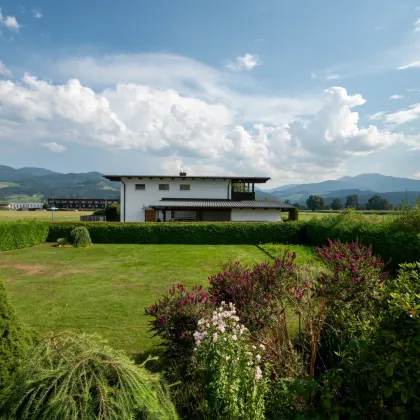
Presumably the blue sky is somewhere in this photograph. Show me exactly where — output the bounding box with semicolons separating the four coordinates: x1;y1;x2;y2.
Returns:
1;0;420;186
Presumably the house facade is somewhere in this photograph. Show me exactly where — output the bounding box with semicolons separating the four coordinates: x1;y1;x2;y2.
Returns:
104;172;293;222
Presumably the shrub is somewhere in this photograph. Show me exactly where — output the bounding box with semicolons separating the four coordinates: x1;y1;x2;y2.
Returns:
288;207;299;221
47;221;308;245
145;284;213;360
0;276;33;401
2;331;178;420
70;226;92;247
105;203;120;222
0;221;49;251
194;303;267;420
208;252;296;331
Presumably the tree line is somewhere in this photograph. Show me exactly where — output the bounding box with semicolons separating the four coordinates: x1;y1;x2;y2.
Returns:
298;193;395;212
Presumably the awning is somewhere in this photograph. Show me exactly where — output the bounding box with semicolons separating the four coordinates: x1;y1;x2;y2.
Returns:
150;199;294;210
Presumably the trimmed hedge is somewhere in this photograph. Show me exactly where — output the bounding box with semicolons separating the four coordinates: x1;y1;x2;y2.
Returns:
0;221;49;252
47;221;308;245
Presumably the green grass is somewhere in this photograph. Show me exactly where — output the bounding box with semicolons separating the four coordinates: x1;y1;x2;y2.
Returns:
0;244;273;357
0;210;92;222
259;243;319;265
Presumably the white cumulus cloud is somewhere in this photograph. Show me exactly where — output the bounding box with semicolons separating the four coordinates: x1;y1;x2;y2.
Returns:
0;8;20;31
384;103;420;125
389;94;404;100
41;142;67;152
226;54;261;72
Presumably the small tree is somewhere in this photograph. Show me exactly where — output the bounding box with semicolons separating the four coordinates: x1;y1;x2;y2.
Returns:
70;226;92;247
105;203;120;222
306;195;324;212
366;194;391;210
42;201;49;210
345;194;359;209
331;198;344;210
0;276;32;400
288;207;299;221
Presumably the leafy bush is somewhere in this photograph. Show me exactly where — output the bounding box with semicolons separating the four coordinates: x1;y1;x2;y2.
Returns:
70;226;92;247
0;276;33;401
208;252;296;331
0;221;49;251
194;303;267;420
47;221;308;245
105;203;120;222
2;331;178;420
288;207;299;221
145;284;213;360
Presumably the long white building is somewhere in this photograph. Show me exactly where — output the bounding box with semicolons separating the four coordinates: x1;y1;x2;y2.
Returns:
8;202;43;210
104;172;293;222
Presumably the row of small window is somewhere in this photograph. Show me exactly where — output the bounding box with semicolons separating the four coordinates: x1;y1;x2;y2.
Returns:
135;184;190;191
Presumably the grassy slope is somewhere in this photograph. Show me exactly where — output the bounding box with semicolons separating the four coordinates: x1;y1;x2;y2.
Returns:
1;244;277;357
0;210;92;222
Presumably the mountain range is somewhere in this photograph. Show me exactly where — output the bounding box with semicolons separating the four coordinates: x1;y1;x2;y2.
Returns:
1;165;420;206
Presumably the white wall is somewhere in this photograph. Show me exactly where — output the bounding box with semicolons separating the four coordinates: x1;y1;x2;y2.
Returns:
231;209;281;222
8;203;43;210
121;178;231;222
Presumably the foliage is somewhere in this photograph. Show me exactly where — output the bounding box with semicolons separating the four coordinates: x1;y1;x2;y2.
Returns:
47;221;308;245
319;263;420;419
0;276;33;401
70;226;92;247
56;237;69;247
2;331;178;420
390;202;420;231
208;253;296;331
0;221;49;251
288;207;299;221
306;195;324;212
292;202;302;209
193;303;267;420
345;194;359;209
105;203;120;222
144;284;213;360
366;194;392;210
42;201;49;210
330;198;343;210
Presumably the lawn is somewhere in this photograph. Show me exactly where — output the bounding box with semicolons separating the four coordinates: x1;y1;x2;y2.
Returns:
0;244;281;357
0;210;92;222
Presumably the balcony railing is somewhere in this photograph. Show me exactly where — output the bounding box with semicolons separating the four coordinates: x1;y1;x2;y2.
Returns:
231;191;256;201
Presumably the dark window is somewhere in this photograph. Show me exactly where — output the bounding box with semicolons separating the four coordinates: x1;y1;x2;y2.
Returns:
180;184;190;191
135;184;146;190
159;184;170;191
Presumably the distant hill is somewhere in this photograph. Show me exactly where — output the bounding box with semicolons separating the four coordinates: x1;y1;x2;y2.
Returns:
0;165;119;202
263;174;420;205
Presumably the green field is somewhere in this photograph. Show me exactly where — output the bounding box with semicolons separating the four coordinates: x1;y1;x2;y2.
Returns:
0;210;92;222
0;243;315;357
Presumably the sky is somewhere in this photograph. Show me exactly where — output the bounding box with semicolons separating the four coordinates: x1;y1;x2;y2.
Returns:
1;0;420;187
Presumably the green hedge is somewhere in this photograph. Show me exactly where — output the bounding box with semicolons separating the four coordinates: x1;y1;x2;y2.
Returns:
47;221;308;245
0;222;50;252
305;217;420;270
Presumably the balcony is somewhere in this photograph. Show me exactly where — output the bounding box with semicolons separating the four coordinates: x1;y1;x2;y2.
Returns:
231;191;256;201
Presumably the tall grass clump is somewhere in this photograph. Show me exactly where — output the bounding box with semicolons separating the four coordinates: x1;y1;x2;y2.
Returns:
70;226;92;247
2;331;178;420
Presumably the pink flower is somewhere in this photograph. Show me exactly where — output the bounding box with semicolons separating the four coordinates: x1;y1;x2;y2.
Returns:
232;334;237;341
213;332;218;343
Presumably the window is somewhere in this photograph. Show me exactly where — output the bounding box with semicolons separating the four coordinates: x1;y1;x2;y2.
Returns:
159;184;170;191
135;184;146;190
180;184;190;191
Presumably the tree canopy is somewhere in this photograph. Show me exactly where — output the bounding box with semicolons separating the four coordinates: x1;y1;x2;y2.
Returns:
306;195;324;212
345;194;359;209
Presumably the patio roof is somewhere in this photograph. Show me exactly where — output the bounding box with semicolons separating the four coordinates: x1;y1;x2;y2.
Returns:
103;174;271;183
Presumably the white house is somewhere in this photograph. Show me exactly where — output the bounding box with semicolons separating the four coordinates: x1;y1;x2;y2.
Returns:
104;172;294;222
8;202;43;210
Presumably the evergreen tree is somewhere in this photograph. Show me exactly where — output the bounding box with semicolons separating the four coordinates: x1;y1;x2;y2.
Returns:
0;276;32;400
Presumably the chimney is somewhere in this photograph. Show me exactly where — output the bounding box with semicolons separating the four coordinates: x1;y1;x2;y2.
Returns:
179;171;187;177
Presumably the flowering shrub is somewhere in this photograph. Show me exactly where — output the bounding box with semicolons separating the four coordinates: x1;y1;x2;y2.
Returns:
208;251;296;331
193;303;267;420
316;238;388;310
144;284;213;359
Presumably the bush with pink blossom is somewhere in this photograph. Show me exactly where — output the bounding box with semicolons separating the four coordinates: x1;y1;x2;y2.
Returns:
193;302;267;420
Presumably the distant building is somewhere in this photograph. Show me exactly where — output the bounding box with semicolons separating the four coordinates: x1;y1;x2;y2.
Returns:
47;198;120;210
8;202;44;210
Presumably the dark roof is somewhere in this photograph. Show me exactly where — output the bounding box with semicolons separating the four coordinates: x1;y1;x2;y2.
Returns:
150;199;294;210
103;175;270;183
